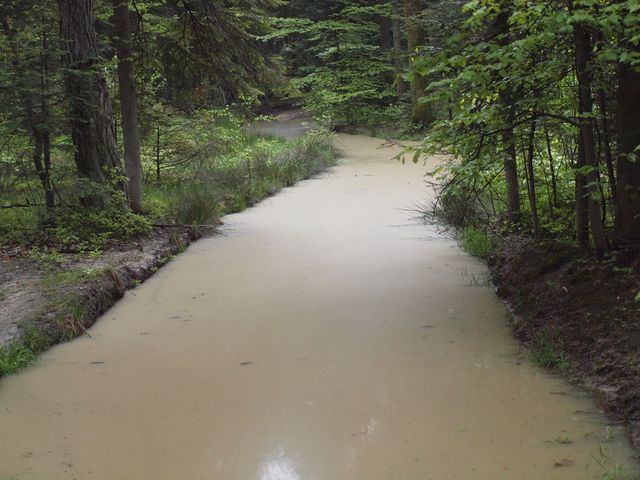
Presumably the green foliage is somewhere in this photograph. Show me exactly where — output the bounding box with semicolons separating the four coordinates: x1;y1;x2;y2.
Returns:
459;226;496;259
601;465;640;480
168;186;223;226
270;3;395;127
40;268;105;291
45;184;151;251
416;0;640;249
0;208;39;245
529;333;571;373
0;343;36;377
20;326;50;354
134;0;287;109
144;109;338;225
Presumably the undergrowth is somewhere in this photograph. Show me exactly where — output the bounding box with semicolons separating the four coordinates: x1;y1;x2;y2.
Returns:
0;343;35;377
459;226;497;260
147;128;339;226
0;112;338;252
529;333;571;373
0;326;51;377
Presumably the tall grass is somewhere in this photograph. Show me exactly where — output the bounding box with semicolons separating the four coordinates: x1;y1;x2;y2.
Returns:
0;343;35;377
459;226;497;259
148;129;339;225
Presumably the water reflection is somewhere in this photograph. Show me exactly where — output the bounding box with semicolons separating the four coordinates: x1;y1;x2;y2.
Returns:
260;448;301;480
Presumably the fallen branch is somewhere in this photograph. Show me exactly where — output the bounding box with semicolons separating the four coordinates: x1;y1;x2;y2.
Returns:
0;204;41;209
152;223;220;229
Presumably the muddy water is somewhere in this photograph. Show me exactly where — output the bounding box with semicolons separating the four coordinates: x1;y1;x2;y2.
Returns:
0;132;637;480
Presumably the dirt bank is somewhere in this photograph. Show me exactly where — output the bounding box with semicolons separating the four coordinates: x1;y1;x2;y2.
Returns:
489;238;640;451
0;227;201;357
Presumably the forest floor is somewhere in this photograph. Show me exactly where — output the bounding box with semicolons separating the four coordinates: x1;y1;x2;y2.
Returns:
0;226;202;364
489;237;640;452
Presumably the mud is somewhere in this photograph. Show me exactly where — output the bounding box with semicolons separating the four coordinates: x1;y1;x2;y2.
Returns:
489;236;640;450
0;132;637;479
0;227;198;350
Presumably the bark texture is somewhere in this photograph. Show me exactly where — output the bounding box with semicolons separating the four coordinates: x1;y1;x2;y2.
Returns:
113;0;142;211
59;0;123;184
574;23;608;255
616;58;640;244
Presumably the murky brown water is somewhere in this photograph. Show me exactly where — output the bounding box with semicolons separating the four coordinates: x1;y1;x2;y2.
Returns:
0;131;637;480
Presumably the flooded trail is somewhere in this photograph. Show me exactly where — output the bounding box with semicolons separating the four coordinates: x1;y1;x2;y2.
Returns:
0;132;636;480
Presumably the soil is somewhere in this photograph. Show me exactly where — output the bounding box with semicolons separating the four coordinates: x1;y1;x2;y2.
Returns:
489;237;640;451
0;226;202;352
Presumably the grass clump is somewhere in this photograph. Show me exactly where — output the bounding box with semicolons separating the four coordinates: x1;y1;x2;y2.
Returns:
459;226;497;260
154;128;339;226
0;327;51;378
529;333;571;373
601;466;640;480
0;343;36;377
167;186;222;226
40;267;105;291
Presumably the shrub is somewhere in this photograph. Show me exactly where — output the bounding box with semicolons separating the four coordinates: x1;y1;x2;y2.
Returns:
168;186;222;225
45;180;151;251
459;226;497;259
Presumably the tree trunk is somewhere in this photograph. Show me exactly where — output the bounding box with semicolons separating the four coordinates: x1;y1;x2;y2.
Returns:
59;0;123;184
113;0;143;212
403;0;430;124
40;31;55;210
597;88;618;225
574;23;608;255
525;118;540;237
576;133;590;248
544;128;559;210
391;0;406;99
616;56;640;244
378;14;392;50
501;106;521;225
156;125;161;186
494;8;520;226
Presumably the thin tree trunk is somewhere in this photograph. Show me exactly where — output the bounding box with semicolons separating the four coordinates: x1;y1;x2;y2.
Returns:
494;8;520;226
525;118;540;237
544;128;559;210
403;0;430;124
40;30;54;210
597;89;618;227
501;107;521;225
113;0;143;212
576;133;590;248
574;23;608;255
391;0;406;99
156;125;161;186
59;0;123;185
378;14;392;50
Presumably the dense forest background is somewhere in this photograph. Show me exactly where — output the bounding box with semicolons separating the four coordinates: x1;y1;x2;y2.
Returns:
0;0;639;258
